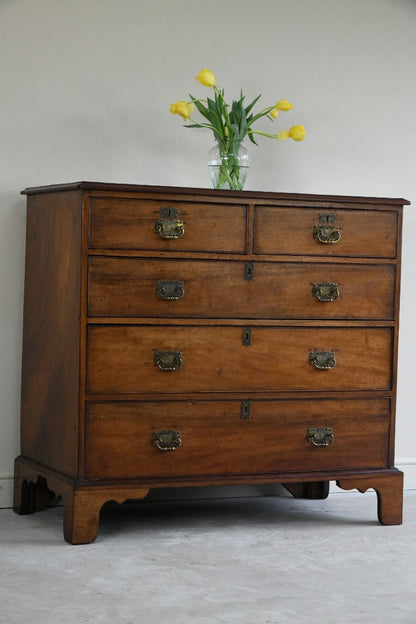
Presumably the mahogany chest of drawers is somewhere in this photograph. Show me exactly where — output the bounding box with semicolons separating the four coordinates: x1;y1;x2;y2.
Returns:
14;182;408;543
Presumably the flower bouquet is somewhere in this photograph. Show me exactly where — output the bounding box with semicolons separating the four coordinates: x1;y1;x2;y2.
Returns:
170;68;305;190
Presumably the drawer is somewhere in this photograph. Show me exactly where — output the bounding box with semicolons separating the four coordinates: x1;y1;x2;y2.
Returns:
85;398;390;479
89;197;247;253
88;257;395;320
254;206;398;258
87;326;393;393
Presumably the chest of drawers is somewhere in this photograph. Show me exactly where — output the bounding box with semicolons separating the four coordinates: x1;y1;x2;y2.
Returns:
13;182;408;543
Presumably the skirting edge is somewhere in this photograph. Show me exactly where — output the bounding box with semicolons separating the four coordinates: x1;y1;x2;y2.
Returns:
2;460;416;508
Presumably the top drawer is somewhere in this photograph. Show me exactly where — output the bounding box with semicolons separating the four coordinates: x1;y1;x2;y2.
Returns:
89;197;247;253
254;206;398;258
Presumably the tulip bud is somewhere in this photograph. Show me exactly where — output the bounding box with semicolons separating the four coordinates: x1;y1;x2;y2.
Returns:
276;100;293;111
277;130;289;141
289;125;306;141
170;101;193;120
196;69;216;87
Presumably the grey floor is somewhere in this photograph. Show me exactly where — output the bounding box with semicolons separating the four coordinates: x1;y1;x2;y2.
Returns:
1;489;416;624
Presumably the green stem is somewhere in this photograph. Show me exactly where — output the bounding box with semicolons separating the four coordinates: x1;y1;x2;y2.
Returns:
248;129;279;139
247;106;276;125
212;139;245;191
185;118;217;132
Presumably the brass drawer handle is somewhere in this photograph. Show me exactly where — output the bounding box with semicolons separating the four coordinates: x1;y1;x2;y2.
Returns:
307;427;334;447
312;282;339;302
152;430;182;451
313;224;341;244
155;219;185;239
156;280;185;300
153;350;183;371
309;350;336;370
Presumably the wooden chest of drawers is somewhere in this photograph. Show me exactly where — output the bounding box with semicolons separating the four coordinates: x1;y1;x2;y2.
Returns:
13;182;408;543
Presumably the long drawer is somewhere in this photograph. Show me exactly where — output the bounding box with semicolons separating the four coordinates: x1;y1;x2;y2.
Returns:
88;257;395;320
254;206;398;258
88;197;248;253
86;326;393;393
85;398;390;479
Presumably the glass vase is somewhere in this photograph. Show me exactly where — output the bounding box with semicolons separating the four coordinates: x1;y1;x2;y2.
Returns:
208;140;250;191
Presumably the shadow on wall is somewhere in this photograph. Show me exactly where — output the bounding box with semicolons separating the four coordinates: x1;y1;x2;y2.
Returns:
0;191;27;499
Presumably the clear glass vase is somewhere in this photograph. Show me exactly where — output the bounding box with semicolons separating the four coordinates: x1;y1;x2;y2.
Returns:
208;140;250;190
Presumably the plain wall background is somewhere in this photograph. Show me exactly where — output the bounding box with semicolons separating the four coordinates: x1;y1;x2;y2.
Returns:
1;0;415;506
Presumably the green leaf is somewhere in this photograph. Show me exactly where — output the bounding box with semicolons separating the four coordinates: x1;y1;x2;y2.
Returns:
204;98;224;137
247;106;275;126
229;122;240;140
247;130;259;146
189;95;211;121
245;94;262;116
185;123;214;130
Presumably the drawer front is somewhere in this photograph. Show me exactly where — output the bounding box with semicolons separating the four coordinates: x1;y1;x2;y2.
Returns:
254;207;398;258
85;398;390;479
89;198;247;253
88;257;395;320
87;326;393;393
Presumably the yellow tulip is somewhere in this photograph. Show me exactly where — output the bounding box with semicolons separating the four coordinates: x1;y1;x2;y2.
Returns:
170;101;193;120
275;100;293;111
196;68;216;87
289;125;306;141
278;125;306;141
270;107;279;119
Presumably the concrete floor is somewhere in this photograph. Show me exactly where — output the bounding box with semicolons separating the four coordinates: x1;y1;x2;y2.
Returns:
1;490;416;624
